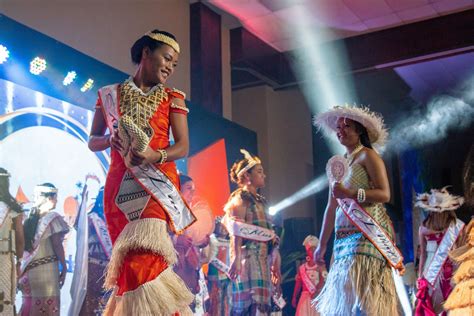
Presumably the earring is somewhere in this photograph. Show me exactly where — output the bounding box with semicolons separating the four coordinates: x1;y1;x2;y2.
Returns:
306;256;311;262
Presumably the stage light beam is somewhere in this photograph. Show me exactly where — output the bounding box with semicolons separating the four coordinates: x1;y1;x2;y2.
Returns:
282;1;354;154
269;174;328;215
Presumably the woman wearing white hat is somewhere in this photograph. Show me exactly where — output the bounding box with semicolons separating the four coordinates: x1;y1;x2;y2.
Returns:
292;235;327;316
415;187;464;315
312;105;402;315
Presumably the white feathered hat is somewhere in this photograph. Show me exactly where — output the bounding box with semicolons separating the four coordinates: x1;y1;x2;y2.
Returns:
415;186;464;213
314;105;388;150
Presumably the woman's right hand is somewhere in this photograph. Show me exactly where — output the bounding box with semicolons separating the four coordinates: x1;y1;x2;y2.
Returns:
228;257;241;280
109;129;123;151
313;244;326;264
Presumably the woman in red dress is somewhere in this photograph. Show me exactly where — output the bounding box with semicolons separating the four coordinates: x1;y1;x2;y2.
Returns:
416;187;464;315
88;29;195;315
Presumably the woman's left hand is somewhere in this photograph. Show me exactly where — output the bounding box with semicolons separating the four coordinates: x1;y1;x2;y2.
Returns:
271;263;281;286
331;182;355;199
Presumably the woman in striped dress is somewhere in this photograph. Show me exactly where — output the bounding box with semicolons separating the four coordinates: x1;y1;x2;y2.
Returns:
224;150;280;315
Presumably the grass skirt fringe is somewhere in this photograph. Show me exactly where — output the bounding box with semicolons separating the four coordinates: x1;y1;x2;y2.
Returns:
444;278;474;312
313;255;399;316
103;218;193;315
104;267;194;316
104;218;177;289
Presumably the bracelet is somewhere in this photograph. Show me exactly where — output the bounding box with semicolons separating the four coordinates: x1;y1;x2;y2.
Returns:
357;188;366;203
157;149;168;164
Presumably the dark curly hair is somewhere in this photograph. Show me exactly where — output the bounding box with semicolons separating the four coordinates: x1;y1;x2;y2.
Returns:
230;154;259;186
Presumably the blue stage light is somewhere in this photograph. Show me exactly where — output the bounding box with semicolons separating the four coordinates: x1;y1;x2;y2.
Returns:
0;45;10;64
30;57;47;75
63;71;77;86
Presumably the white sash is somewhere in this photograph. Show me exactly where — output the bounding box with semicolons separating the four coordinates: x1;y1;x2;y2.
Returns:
210;258;231;278
21;211;61;274
89;213;113;259
423;219;464;286
338;198;405;272
299;264;316;295
98;85;196;233
222;216;275;242
0;202;9;228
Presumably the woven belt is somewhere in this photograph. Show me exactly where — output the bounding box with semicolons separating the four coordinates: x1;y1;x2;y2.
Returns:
24;255;58;273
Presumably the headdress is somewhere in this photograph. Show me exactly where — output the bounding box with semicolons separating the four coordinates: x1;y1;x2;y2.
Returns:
415;186;464;213
34;184;58;206
34;184;58;196
314;105;388;150
237;149;262;178
145;31;180;53
303;235;319;250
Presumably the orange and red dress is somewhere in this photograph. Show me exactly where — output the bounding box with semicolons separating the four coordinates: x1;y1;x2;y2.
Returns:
96;78;195;315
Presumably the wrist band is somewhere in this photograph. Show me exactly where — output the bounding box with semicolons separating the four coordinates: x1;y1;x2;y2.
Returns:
157;149;168;164
357;188;366;203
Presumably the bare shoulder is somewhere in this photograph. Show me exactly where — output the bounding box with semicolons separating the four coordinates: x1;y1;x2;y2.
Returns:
360;147;381;160
359;147;383;166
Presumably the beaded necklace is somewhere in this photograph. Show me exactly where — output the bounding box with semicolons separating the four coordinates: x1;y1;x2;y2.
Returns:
344;144;364;166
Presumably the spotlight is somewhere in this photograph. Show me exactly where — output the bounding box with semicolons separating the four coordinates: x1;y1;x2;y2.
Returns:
80;79;94;92
63;71;77;86
0;45;10;64
269;174;328;215
30;57;47;75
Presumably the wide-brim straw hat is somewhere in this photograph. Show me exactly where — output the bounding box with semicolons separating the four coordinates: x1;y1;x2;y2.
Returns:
415;186;464;212
314;105;388;150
